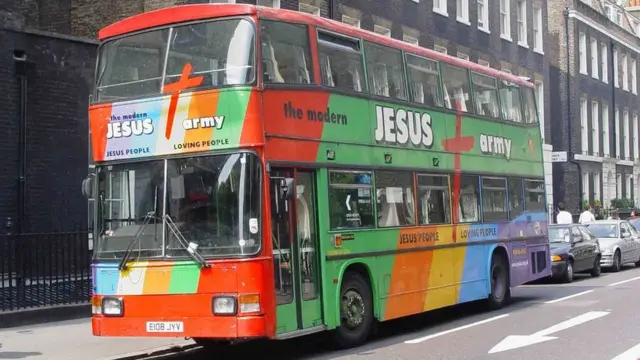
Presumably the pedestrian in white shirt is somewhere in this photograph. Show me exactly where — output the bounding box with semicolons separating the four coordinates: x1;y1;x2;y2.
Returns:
556;202;573;224
578;205;596;224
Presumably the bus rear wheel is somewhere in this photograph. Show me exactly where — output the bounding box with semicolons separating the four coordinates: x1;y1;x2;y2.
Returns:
487;251;510;310
333;271;374;349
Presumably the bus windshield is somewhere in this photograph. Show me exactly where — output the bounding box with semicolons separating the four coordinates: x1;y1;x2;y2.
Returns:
94;153;262;259
94;17;256;102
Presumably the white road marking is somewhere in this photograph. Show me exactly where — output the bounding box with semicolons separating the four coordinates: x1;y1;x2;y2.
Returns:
488;311;610;353
405;314;509;344
611;343;640;360
544;290;593;304
608;276;640;287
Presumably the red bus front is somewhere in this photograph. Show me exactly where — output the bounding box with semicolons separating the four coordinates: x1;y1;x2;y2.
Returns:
88;4;278;341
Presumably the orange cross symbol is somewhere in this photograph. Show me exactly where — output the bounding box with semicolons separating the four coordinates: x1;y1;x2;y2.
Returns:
162;63;203;140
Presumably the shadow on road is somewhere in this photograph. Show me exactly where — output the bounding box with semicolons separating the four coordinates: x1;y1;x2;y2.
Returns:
188;296;543;360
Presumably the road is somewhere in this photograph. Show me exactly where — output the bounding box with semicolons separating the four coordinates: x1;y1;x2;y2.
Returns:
153;266;640;360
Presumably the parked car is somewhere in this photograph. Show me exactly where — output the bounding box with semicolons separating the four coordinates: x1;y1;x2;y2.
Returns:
627;216;640;231
585;220;640;272
548;224;601;282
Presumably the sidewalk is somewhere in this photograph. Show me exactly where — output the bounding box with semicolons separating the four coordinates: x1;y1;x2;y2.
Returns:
0;319;193;360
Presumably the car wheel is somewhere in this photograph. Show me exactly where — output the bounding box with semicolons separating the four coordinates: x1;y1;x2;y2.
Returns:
562;259;574;283
612;250;622;272
487;252;510;310
591;256;601;277
635;252;640;267
332;271;374;349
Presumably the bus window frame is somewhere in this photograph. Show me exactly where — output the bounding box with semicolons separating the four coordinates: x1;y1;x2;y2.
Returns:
91;15;259;105
91;148;265;260
315;27;367;94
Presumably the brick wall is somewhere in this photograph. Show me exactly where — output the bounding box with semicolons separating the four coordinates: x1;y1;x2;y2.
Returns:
0;25;97;233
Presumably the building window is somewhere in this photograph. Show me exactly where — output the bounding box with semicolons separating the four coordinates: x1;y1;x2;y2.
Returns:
624;110;630;159
533;7;543;53
603;104;610;157
478;59;490;67
594;172;601;203
626;175;632;199
478;0;489;32
634;113;639;161
580;98;588;154
457;52;469;61
579;33;587;74
623;54;629;91
583;172;590;203
457;0;469;23
500;0;511;40
257;0;280;7
517;0;527;46
633;59;637;94
601;43;608;83
403;34;419;45
298;2;320;16
535;81;544;142
614;49;619;87
592;101;599;156
341;15;361;28
590;38;598;79
615;108;621;158
617;173;622;198
373;24;391;37
434;0;448;15
434;45;448;54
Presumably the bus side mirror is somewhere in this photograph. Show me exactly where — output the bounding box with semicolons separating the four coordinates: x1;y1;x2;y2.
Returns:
279;178;294;200
82;174;95;198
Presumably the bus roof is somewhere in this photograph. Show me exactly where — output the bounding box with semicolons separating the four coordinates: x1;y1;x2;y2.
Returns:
98;4;534;88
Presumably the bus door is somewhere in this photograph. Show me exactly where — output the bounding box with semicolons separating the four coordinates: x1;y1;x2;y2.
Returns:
269;168;323;335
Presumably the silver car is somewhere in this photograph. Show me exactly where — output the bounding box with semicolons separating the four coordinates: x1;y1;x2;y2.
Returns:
585;220;640;272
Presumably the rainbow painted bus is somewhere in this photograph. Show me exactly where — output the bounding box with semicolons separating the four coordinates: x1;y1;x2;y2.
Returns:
82;3;551;349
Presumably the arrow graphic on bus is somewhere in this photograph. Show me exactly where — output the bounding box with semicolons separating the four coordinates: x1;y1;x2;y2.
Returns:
488;311;610;353
345;195;351;211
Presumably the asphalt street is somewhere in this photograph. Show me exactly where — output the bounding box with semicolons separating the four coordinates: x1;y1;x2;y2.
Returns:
155;266;640;360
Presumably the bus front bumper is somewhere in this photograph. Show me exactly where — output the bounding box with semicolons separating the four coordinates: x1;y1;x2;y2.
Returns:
92;315;267;338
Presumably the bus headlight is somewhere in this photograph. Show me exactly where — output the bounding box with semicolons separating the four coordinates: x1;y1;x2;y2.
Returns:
212;296;237;315
102;297;123;317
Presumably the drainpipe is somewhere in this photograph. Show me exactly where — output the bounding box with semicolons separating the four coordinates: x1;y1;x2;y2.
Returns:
610;39;617;203
14;50;28;235
328;0;334;19
564;8;583;212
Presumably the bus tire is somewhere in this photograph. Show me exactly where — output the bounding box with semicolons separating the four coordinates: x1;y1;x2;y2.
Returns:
193;338;232;351
487;251;510;310
333;271;374;349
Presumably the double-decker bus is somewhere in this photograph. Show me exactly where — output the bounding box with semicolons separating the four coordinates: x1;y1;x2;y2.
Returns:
83;3;551;349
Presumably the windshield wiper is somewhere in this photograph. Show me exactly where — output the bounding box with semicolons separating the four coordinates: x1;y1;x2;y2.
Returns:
118;211;158;271
163;214;210;268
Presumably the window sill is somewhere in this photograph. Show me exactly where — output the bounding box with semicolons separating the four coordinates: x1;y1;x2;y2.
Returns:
579;70;588;75
591;75;599;80
500;34;512;42
457;17;471;26
434;8;448;17
518;41;529;49
478;26;490;34
534;47;544;55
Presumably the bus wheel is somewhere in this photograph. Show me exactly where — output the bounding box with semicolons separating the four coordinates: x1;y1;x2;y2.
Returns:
487;252;510;310
333;272;374;349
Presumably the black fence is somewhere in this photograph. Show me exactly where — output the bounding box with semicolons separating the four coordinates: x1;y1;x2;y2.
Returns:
0;231;92;312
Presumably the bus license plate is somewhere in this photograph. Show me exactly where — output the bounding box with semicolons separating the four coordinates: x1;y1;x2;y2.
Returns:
146;321;184;333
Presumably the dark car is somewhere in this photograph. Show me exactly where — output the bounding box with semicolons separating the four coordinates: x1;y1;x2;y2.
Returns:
548;224;602;282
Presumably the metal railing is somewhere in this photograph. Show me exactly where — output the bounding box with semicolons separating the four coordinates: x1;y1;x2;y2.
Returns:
0;231;91;312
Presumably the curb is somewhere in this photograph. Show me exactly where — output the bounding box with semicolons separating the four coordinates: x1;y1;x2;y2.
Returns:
95;343;199;360
0;303;91;329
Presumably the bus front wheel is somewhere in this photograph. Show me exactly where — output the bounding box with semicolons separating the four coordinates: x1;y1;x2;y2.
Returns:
333;271;374;349
487;251;510;310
